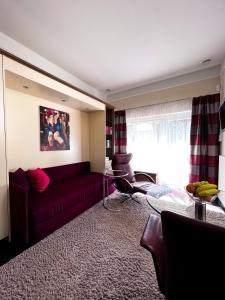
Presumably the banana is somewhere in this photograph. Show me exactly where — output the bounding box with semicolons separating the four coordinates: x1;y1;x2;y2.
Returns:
188;181;218;198
196;184;217;194
196;189;218;197
193;181;208;187
200;181;209;185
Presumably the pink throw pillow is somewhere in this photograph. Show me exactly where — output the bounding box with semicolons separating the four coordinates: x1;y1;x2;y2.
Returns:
27;168;50;192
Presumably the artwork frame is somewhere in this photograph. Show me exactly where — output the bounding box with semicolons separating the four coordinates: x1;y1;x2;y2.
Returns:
40;105;70;151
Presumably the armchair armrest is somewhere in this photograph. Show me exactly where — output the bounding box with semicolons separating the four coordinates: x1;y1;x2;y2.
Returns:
140;214;165;293
134;171;156;183
112;177;133;194
9;182;29;245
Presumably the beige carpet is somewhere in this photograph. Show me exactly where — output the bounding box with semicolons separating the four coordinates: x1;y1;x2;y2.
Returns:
0;193;165;300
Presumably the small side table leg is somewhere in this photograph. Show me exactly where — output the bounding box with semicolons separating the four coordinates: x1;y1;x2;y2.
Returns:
195;201;206;221
103;175;107;208
103;175;121;211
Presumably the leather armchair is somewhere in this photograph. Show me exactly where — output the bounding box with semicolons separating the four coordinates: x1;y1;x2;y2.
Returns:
141;211;225;300
111;153;156;200
140;213;165;293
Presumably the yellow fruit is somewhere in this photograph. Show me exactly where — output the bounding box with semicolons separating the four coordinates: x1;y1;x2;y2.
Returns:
196;184;217;194
200;181;209;185
196;189;218;197
193;181;208;187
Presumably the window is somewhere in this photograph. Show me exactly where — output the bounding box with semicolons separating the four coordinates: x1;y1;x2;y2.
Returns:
126;99;192;187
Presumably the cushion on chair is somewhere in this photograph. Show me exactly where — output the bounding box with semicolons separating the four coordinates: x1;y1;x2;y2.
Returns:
146;184;172;198
132;181;153;194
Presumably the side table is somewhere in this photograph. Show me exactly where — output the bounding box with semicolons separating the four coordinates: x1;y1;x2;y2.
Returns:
103;169;128;211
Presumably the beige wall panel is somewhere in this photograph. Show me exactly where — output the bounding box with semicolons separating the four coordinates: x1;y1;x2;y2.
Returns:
5;88;90;171
111;77;220;110
89;111;105;172
0;55;9;239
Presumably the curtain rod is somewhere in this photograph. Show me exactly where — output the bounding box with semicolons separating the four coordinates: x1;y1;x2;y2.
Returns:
115;97;192;112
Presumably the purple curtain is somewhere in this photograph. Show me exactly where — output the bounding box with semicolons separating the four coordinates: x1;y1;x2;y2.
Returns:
189;93;220;184
115;110;127;154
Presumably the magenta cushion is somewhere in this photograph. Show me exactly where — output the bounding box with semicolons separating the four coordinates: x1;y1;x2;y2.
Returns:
27;168;50;192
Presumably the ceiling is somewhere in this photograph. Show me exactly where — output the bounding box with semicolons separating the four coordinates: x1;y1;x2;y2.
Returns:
0;0;225;95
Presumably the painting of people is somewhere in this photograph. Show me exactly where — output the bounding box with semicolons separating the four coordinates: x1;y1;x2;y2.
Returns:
40;106;70;151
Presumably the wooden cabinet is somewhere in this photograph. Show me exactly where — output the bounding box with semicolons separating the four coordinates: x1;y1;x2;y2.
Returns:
105;106;114;160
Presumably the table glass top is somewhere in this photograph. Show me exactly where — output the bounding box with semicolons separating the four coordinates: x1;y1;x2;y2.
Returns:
145;186;225;227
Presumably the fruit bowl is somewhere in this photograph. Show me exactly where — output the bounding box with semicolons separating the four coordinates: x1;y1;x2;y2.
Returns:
186;190;218;203
186;181;219;203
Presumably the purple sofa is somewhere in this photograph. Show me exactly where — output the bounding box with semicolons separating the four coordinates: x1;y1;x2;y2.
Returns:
9;162;103;245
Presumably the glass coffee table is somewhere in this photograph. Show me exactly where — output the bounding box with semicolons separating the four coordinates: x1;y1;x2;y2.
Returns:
145;186;225;228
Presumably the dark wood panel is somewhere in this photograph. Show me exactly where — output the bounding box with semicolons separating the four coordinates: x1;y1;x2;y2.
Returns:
106;108;114;160
0;238;27;266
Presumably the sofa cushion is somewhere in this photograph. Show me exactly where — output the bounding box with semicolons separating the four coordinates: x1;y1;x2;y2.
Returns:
43;161;90;183
27;168;50;192
9;168;30;191
28;172;103;225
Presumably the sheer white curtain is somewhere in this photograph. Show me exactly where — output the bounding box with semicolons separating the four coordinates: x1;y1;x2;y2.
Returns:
126;99;192;187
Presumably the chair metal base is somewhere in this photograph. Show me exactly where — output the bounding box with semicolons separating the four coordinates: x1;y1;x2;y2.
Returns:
120;193;141;204
103;192;141;211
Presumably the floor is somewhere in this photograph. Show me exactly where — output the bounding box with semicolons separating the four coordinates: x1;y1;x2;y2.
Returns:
0;198;164;300
0;238;26;266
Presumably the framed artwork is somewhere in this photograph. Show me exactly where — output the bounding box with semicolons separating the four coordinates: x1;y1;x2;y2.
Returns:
40;106;70;151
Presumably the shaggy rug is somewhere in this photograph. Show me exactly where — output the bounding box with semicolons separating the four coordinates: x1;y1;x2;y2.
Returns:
0;193;165;300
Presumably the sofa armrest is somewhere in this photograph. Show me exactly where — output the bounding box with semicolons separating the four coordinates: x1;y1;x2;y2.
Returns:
9;181;29;245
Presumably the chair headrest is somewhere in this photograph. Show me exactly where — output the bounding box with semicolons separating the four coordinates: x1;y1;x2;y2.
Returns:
112;153;133;165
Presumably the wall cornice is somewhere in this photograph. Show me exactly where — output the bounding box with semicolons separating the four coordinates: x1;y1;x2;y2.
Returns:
108;65;220;102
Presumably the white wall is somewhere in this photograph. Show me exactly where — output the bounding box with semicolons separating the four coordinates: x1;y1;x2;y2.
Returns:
5;88;90;171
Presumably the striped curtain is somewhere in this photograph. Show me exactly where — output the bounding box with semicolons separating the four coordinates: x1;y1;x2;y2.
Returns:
189;94;220;184
115;110;127;154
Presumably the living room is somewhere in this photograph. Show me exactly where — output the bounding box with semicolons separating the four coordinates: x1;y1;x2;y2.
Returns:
1;1;225;299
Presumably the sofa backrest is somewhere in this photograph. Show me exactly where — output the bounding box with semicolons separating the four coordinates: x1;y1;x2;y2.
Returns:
9;168;31;191
9;162;91;189
43;161;91;183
